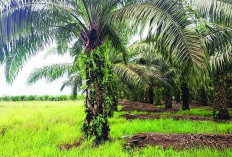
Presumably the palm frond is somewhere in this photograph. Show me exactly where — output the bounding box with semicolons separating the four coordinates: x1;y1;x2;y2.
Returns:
60;74;83;99
4;31;55;83
185;0;232;27
127;39;157;59
113;63;151;88
204;24;232;55
113;0;205;73
113;63;164;89
209;44;232;73
0;0;85;83
27;63;76;85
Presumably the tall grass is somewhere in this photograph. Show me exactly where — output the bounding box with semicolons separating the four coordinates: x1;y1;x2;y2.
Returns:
0;101;231;157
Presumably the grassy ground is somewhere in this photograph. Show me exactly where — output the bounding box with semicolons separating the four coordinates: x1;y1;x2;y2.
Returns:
0;101;232;157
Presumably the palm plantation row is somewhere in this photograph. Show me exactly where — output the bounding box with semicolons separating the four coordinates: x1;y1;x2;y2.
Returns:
0;0;232;143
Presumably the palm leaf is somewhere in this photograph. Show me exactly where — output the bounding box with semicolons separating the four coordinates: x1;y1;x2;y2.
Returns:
113;63;164;89
27;63;76;85
113;63;151;88
209;43;232;73
113;0;205;73
60;74;83;99
4;31;55;83
185;0;232;27
204;24;232;55
0;0;86;83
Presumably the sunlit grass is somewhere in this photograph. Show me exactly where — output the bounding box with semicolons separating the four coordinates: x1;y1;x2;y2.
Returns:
0;101;231;157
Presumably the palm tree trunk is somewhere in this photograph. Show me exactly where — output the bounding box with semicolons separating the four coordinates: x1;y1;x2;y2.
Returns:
164;89;172;108
226;79;232;108
174;89;181;103
200;87;208;106
154;87;162;106
148;86;154;104
82;38;110;143
213;75;230;120
84;80;109;142
181;82;190;110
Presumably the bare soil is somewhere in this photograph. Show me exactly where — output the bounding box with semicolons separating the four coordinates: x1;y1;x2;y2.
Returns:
121;114;212;121
119;100;179;113
119;100;217;113
187;103;212;108
127;133;232;150
0;127;7;136
58;141;81;151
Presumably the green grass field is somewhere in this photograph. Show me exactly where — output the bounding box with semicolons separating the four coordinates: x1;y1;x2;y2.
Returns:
0;101;232;157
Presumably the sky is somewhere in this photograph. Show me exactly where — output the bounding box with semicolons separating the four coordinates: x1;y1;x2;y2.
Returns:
0;48;74;96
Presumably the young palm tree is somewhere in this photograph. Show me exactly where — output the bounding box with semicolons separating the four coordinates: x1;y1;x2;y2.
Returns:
0;0;205;142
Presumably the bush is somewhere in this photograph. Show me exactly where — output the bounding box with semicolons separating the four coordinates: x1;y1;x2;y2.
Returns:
59;95;68;101
20;95;27;101
44;95;50;101
11;96;21;101
2;96;10;101
26;95;37;101
76;95;85;100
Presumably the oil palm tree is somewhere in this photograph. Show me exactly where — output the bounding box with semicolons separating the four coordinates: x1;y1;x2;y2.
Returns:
209;44;232;119
196;22;232;119
209;42;232;119
183;0;232;118
0;0;205;142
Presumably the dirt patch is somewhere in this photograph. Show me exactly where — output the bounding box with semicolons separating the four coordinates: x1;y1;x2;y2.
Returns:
58;140;81;151
119;100;179;113
121;114;212;121
127;133;232;150
0;128;6;136
119;100;217;113
188;103;212;108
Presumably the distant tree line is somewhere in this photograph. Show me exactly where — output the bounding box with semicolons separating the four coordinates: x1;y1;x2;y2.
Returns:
0;95;85;102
